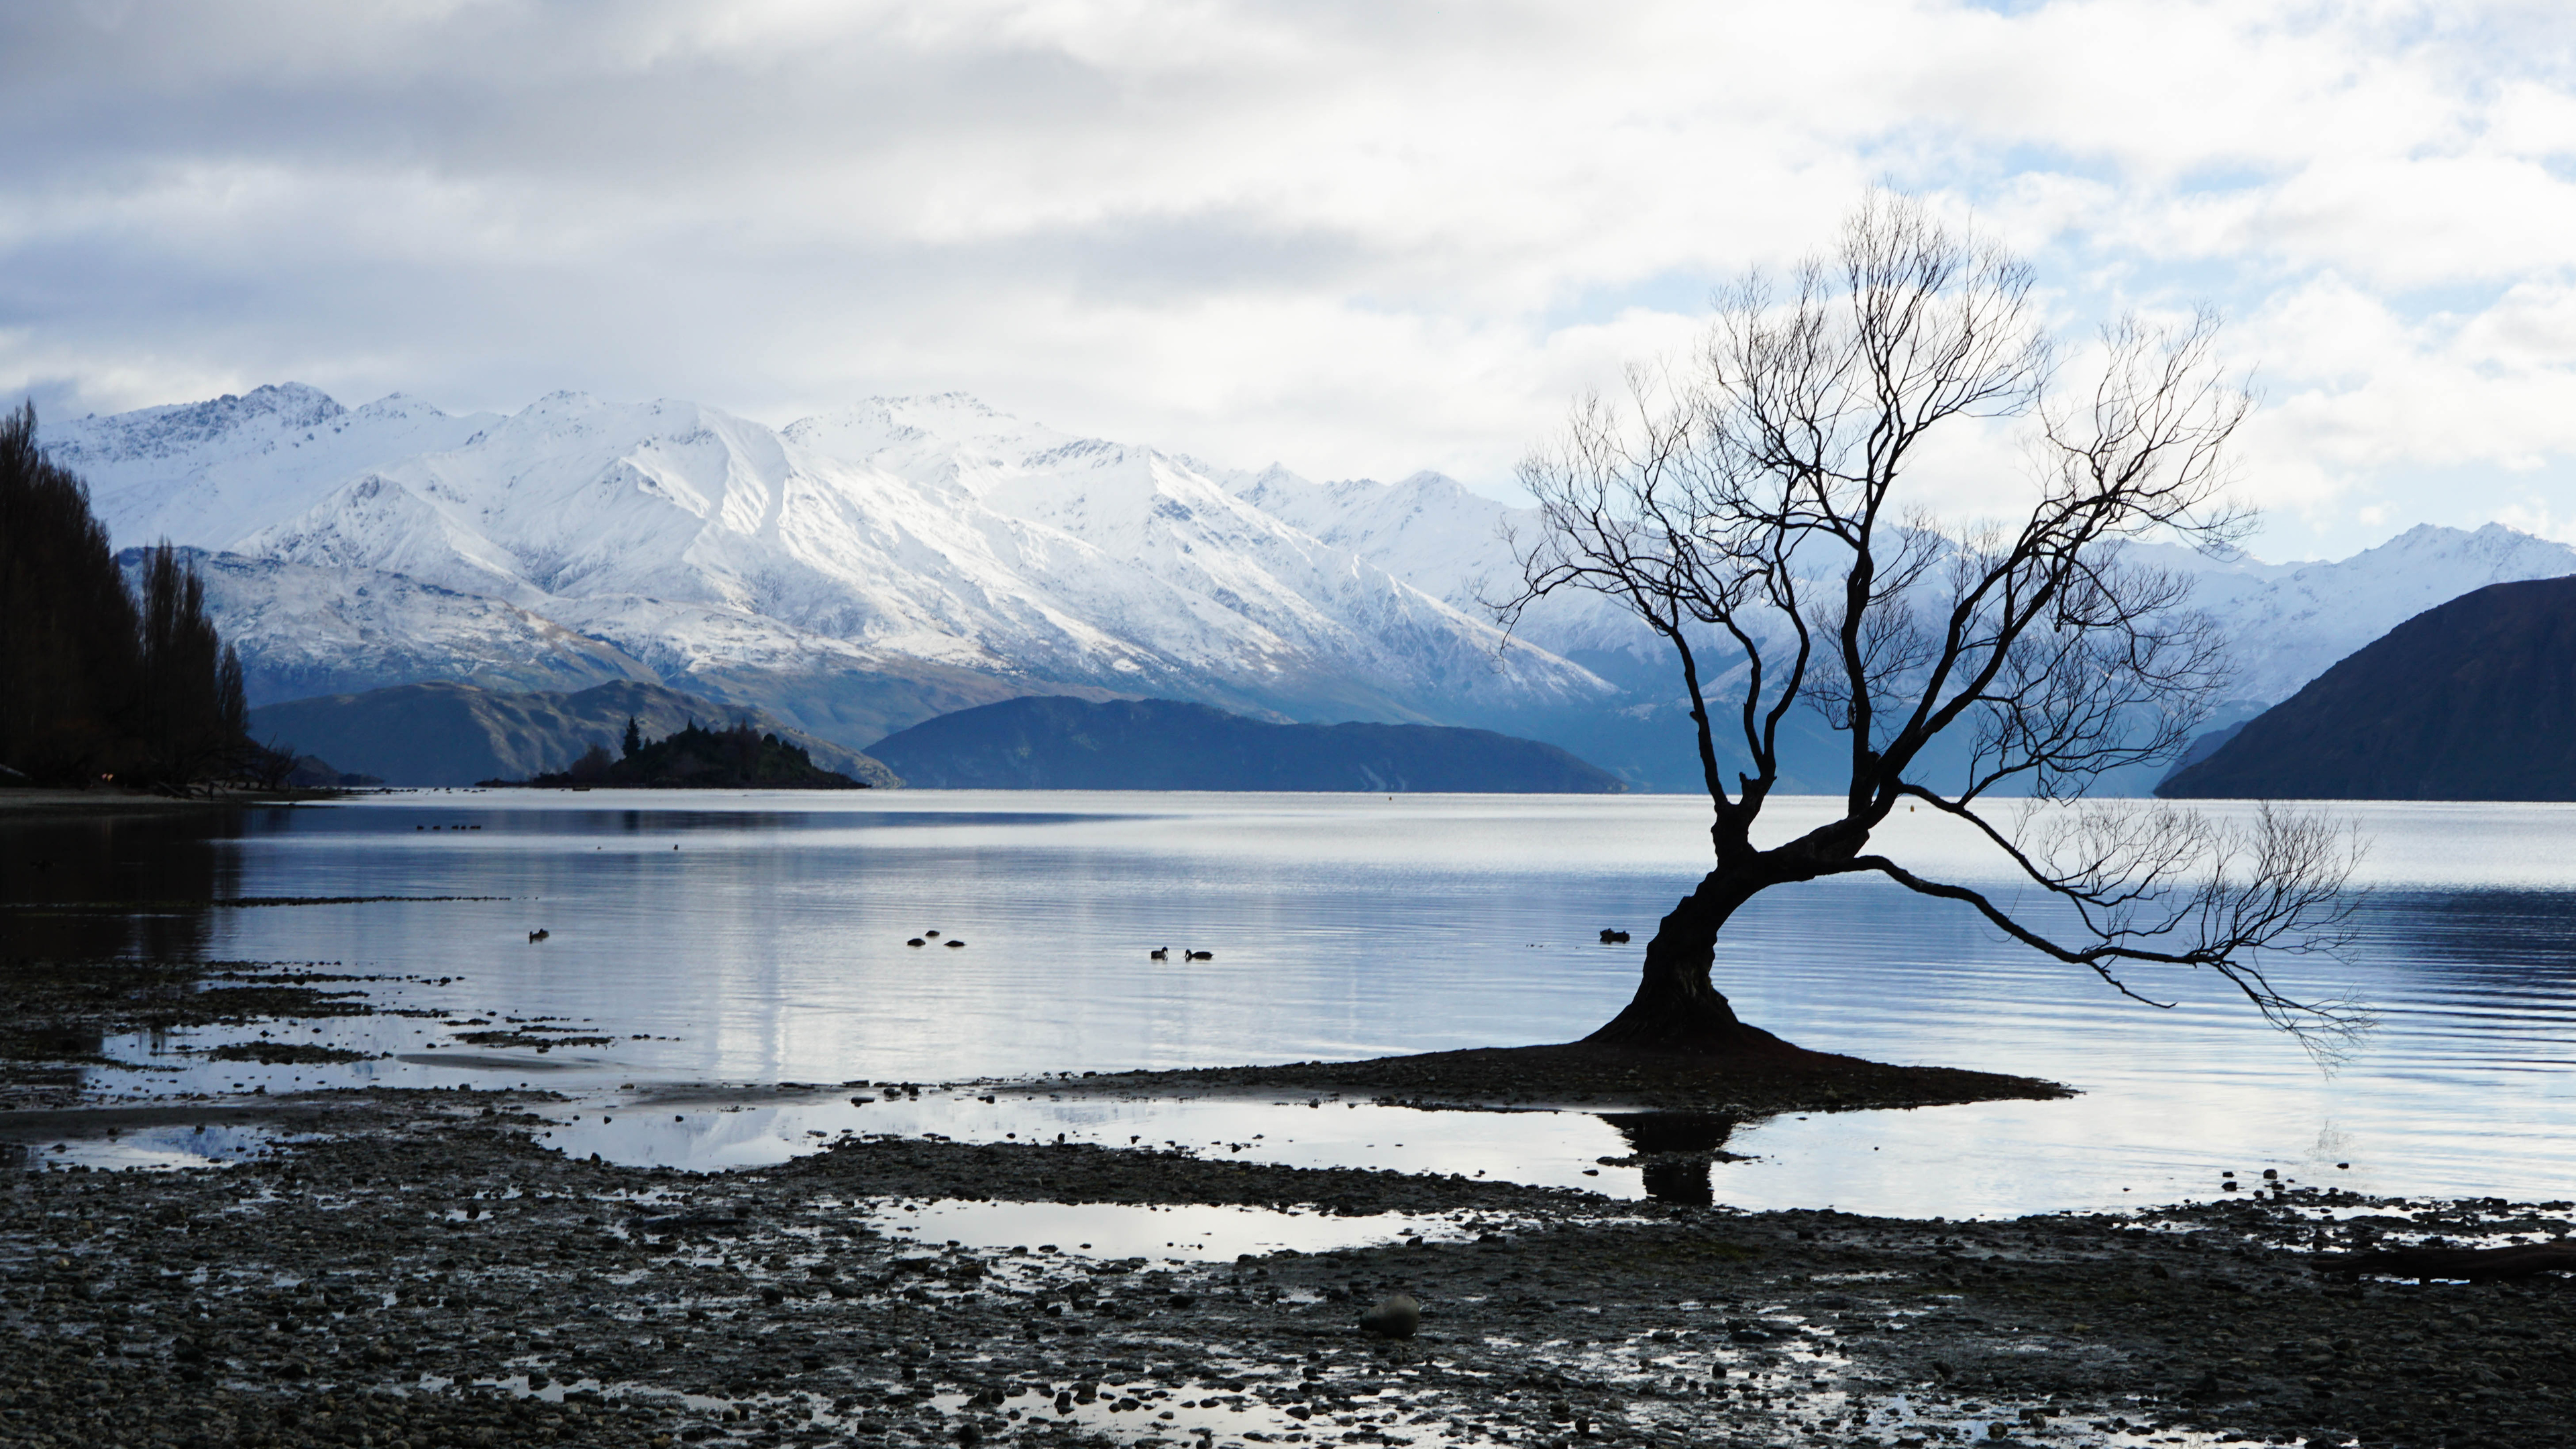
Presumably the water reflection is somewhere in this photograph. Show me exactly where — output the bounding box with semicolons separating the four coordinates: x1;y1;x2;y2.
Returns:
17;790;2576;1214
0;805;249;959
1599;1111;1748;1205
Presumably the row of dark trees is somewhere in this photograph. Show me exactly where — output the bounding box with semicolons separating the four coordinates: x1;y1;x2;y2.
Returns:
1;402;261;790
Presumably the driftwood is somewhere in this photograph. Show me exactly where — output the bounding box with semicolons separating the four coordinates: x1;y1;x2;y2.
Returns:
2323;1243;2576;1282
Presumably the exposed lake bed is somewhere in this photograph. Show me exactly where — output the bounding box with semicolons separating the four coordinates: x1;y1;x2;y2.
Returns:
7;790;2576;1446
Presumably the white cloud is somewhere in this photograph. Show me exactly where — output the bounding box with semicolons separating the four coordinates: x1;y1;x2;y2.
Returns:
6;0;2576;557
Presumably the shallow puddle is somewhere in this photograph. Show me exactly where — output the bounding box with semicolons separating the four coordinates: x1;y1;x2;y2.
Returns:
11;1122;311;1172
863;1197;1521;1261
531;1086;2290;1218
534;1088;1661;1196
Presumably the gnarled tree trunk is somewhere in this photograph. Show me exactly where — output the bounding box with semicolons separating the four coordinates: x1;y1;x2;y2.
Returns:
1584;865;1811;1055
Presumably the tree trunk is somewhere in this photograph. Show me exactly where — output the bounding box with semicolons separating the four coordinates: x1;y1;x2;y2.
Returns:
1584;864;1807;1055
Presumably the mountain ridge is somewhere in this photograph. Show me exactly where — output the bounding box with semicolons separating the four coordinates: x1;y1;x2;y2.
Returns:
248;679;900;789
866;696;1627;793
47;384;2576;792
2157;577;2576;801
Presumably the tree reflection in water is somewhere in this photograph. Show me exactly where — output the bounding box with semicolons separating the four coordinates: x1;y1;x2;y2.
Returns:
1598;1110;1750;1205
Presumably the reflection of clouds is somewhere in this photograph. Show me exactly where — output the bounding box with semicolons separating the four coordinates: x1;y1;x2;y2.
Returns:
9;5;2576;554
69;791;2576;1215
41;1122;308;1173
871;1199;1495;1262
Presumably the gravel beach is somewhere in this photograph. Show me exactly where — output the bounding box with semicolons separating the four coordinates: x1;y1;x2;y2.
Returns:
2;928;2568;1448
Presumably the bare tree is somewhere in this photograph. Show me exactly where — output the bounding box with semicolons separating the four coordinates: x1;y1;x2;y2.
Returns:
1503;193;2361;1053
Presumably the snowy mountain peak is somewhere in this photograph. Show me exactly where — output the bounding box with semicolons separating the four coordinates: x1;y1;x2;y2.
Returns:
784;393;1077;478
53;381;346;463
42;379;2576;794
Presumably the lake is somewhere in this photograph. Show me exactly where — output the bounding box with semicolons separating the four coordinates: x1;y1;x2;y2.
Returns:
10;790;2575;1218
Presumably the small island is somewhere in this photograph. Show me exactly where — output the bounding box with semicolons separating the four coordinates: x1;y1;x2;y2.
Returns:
486;717;872;790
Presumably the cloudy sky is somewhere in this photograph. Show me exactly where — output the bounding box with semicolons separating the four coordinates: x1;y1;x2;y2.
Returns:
7;0;2576;559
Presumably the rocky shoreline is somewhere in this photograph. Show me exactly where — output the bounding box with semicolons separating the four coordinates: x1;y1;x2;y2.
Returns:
2;950;2569;1448
3;1093;2572;1449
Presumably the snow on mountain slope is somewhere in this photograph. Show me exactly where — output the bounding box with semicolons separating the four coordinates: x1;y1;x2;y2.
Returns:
52;384;2576;783
174;388;1614;721
119;547;659;706
50;384;502;548
2194;524;2576;704
1226;465;1659;672
790;400;1593;710
1244;463;2576;713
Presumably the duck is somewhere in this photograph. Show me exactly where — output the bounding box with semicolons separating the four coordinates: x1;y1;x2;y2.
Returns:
1149;948;1168;961
528;929;550;943
1185;949;1214;961
905;938;926;947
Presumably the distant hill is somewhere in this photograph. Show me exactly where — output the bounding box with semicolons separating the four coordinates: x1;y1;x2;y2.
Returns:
867;696;1626;792
2159;577;2576;800
250;680;900;788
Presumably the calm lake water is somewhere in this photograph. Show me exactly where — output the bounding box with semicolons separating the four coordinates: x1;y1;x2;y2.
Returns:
10;791;2575;1218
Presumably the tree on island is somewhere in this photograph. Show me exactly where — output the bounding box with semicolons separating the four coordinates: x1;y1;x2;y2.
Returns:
1503;193;2359;1054
510;718;867;790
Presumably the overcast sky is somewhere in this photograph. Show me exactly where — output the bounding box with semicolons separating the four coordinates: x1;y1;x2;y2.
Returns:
7;1;2576;559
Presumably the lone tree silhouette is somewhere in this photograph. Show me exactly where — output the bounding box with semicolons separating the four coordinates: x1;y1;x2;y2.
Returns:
1503;193;2360;1054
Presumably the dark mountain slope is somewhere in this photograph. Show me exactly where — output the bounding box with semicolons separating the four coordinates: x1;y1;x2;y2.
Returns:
2159;576;2576;800
250;680;899;788
867;696;1625;792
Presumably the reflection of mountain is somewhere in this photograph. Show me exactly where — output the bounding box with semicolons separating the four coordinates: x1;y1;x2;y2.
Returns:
2357;888;2576;981
1598;1111;1748;1205
45;384;2576;793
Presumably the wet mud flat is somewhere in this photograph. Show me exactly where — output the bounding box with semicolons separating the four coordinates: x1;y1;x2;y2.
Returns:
0;955;431;1110
1027;1043;2071;1117
3;1096;2573;1449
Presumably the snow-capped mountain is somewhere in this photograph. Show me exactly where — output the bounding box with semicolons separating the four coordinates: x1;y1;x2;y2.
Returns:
2138;523;2576;706
46;383;2576;791
118;548;661;706
51;384;501;549
50;385;1612;751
